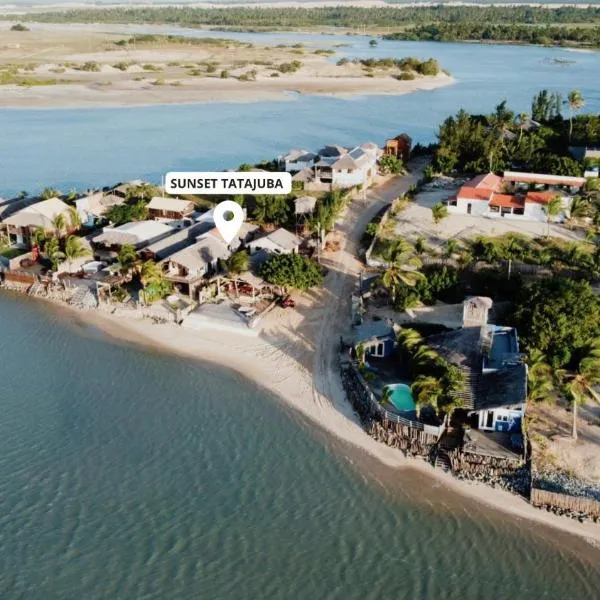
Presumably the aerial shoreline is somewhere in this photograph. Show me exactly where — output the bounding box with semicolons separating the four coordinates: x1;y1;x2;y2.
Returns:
0;74;455;109
13;290;600;551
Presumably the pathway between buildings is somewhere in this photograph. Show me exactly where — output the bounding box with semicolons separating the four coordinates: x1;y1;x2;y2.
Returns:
310;157;429;411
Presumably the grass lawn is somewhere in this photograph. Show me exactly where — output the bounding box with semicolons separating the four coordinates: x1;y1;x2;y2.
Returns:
0;246;27;260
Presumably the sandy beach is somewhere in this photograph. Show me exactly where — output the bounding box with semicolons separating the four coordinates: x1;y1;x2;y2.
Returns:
0;22;455;108
40;162;600;549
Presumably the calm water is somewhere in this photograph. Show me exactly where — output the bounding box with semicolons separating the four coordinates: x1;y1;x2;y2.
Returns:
0;27;599;196
1;293;600;599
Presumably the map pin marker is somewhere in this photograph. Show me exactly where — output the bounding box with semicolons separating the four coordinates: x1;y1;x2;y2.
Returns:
213;200;244;245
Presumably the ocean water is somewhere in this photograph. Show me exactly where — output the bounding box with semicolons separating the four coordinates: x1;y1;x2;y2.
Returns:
0;294;600;599
0;29;599;196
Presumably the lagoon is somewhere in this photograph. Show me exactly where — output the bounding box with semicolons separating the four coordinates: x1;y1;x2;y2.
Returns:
1;294;600;598
0;28;599;196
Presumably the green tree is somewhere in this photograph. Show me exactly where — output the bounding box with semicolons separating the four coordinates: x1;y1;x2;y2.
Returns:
414;236;429;255
67;205;82;231
411;375;443;417
543;195;563;236
513;278;600;368
18;190;28;200
64;235;91;272
431;202;448;225
379;154;403;175
563;339;600;439
527;349;554;403
565;89;584;143
45;236;64;271
41;187;59;200
259;253;322;290
52;213;67;238
226;250;249;275
117;244;139;275
30;227;47;250
140;259;172;303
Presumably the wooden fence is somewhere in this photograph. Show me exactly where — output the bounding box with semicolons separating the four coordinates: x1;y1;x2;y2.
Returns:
346;361;445;438
530;487;600;517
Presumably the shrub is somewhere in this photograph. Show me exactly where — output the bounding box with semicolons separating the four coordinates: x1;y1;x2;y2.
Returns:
10;23;29;32
259;253;323;290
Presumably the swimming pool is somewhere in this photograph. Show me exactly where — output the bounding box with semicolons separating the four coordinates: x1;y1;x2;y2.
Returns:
383;384;416;413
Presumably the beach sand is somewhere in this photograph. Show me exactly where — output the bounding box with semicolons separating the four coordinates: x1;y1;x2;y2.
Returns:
0;22;455;108
45;161;600;549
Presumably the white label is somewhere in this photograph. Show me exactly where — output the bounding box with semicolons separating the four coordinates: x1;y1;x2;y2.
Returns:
165;172;292;195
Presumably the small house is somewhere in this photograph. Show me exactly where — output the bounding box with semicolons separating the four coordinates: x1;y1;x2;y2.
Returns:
426;297;527;435
163;235;230;298
147;197;195;221
2;197;72;247
349;319;395;358
383;133;412;163
247;228;302;255
281;149;318;173
92;220;175;251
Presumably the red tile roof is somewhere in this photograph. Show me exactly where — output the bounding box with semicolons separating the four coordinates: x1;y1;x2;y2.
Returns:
457;186;492;202
489;193;524;209
465;172;503;191
525;191;558;205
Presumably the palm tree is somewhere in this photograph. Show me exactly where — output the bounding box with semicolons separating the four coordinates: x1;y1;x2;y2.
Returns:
527;349;554;403
411;375;444;418
379;240;424;302
30;227;47;251
397;328;423;351
52;213;67;239
431;202;448;226
563;339;600;440
412;344;439;368
414;236;429;256
64;235;91;273
67;206;82;231
117;244;139;276
444;238;459;259
41;187;59;201
565;90;584;143
515;112;529;143
140;259;172;303
44;236;64;271
544;196;563;236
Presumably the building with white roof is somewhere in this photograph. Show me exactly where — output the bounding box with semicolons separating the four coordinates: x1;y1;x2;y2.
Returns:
92;220;175;250
247;227;302;255
2;197;72;247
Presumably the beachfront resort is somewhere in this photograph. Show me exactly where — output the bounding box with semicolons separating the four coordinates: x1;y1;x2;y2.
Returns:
2;99;600;526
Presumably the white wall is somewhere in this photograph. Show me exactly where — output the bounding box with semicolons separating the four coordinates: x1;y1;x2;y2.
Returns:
455;197;489;216
248;238;296;255
477;407;523;432
332;164;375;188
285;160;314;173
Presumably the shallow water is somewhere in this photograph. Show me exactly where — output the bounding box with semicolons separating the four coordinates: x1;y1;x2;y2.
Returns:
1;294;599;599
0;27;598;196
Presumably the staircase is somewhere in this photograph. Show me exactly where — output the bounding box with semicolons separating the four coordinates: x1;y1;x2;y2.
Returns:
434;449;452;472
452;368;482;410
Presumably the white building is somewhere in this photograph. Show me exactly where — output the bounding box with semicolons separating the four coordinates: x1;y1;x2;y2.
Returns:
284;142;381;191
247;228;302;255
280;149;318;173
444;171;579;223
92;220;175;249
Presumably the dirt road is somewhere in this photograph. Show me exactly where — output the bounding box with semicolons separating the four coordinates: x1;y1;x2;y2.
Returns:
311;158;429;412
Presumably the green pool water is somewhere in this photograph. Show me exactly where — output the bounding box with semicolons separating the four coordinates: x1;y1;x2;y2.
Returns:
385;384;416;412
